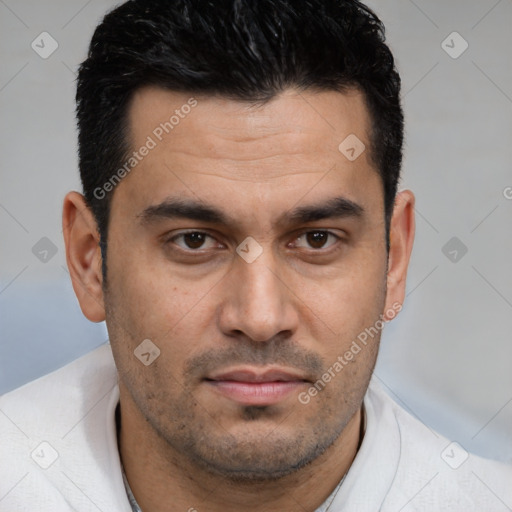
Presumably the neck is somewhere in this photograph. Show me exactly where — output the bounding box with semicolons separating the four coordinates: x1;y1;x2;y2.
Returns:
118;386;363;512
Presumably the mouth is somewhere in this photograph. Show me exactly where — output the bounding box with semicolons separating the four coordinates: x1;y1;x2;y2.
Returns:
204;368;310;406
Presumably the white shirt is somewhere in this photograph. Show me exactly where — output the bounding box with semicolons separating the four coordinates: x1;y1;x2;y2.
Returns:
1;343;511;511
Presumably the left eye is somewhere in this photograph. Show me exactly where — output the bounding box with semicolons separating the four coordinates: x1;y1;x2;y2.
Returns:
291;231;340;250
170;232;219;250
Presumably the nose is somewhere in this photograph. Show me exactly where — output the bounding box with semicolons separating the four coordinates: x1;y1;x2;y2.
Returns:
217;247;299;343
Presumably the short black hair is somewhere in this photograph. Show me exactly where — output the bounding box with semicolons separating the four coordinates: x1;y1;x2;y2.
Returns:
76;0;403;276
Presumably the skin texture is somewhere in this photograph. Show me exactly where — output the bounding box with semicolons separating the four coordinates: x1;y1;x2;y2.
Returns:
63;86;415;512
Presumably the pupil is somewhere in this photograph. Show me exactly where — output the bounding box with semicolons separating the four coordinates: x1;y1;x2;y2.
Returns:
185;232;204;249
307;231;327;248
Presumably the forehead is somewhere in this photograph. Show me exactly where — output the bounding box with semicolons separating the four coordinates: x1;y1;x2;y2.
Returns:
127;85;371;163
113;85;382;225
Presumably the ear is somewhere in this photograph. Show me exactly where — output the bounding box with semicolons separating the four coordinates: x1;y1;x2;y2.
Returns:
62;191;106;322
383;189;415;319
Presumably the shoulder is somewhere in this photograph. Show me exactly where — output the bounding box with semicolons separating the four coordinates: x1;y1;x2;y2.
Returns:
0;343;117;439
0;344;128;511
367;380;512;511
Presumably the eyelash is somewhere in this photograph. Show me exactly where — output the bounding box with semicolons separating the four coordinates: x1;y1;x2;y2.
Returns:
165;230;344;254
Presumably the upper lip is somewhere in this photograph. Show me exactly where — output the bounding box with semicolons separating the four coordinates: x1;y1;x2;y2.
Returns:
206;367;310;383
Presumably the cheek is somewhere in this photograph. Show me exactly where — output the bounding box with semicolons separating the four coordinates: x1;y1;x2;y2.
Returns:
294;261;387;384
303;257;387;332
106;258;221;383
107;242;196;334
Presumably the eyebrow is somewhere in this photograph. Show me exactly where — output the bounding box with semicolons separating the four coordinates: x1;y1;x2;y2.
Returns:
138;195;364;227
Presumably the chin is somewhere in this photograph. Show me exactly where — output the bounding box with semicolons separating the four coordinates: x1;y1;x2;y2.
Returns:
168;421;342;483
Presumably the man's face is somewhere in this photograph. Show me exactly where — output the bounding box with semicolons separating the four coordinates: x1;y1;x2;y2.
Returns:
103;86;391;479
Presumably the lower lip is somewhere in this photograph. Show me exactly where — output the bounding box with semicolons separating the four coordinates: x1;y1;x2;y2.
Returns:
206;380;305;406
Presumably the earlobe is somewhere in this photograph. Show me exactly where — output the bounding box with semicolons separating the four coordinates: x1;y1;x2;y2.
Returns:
383;189;415;319
62;191;106;323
